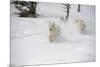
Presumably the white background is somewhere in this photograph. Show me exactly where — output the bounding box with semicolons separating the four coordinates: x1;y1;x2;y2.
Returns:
0;0;99;67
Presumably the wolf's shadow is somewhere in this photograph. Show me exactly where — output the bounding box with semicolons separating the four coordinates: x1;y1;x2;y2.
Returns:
54;36;67;43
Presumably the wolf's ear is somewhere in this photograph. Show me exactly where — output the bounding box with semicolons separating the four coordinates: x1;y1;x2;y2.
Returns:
53;22;55;25
49;21;51;27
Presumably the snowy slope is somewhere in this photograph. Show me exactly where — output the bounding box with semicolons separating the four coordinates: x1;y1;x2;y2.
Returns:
10;2;95;66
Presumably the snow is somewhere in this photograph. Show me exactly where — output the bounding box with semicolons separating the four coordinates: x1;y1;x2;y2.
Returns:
10;2;95;66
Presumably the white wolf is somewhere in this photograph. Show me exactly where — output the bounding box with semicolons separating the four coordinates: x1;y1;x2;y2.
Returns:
48;22;61;42
75;19;86;32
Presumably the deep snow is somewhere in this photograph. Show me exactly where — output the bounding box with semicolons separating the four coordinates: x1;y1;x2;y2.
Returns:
10;2;95;66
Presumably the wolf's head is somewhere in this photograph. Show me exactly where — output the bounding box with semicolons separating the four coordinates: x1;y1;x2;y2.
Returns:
49;21;56;31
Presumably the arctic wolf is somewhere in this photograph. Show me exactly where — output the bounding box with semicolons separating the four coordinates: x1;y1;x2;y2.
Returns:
75;19;86;32
48;22;61;42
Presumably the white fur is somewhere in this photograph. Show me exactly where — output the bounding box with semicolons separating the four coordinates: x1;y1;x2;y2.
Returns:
75;19;86;32
48;22;61;42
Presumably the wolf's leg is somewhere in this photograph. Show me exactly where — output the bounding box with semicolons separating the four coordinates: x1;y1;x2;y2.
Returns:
49;35;53;42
